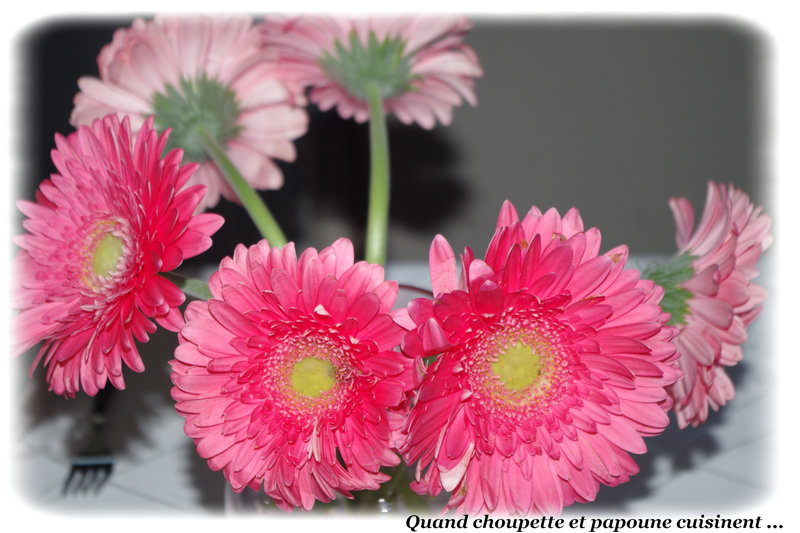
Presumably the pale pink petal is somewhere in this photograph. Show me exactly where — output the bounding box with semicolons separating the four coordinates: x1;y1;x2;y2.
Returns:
260;15;481;128
71;15;308;211
665;182;771;428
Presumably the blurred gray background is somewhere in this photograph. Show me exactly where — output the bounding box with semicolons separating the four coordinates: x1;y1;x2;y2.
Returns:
295;17;768;261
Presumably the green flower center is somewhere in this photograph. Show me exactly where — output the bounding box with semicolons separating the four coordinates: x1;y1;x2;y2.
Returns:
642;253;697;326
320;31;419;100
464;310;579;420
151;75;241;162
92;233;124;278
77;219;128;291
290;357;336;398
491;342;541;391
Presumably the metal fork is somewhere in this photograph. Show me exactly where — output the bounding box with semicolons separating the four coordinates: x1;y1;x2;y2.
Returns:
62;388;114;494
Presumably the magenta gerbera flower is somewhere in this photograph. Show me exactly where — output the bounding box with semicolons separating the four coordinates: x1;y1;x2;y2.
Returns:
260;15;483;129
71;15;308;210
15;115;224;397
400;201;681;515
170;238;418;511
646;182;772;428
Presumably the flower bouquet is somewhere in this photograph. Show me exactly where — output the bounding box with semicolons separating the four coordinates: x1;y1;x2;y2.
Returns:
14;14;772;516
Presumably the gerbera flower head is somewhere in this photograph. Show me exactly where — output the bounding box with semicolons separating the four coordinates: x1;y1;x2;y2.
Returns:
260;15;483;129
71;15;308;210
644;182;772;428
15;114;224;397
400;201;681;515
170;238;418;511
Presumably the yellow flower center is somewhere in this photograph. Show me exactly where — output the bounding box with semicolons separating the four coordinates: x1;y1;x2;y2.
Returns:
290;357;336;398
92;233;124;278
491;342;541;391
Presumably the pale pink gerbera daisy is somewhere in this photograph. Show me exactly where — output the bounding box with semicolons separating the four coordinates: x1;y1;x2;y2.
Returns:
170;238;417;511
400;201;681;515
645;182;772;428
71;15;308;210
260;15;483;129
15;115;224;397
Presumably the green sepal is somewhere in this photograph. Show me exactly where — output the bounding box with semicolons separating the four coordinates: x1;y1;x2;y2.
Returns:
161;271;212;301
642;253;697;326
320;30;420;101
152;75;241;162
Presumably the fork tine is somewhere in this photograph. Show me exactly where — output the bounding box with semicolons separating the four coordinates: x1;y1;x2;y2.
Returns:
63;462;115;494
81;466;100;492
62;466;84;495
77;467;98;493
94;464;112;492
63;388;115;495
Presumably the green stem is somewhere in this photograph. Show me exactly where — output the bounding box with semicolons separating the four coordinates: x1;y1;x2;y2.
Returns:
162;271;213;301
365;82;390;265
197;128;288;247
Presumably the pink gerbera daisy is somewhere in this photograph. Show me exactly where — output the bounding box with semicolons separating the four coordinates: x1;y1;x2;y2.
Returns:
15;114;224;397
646;182;772;428
71;15;308;210
260;15;483;129
170;238;418;511
400;201;681;515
